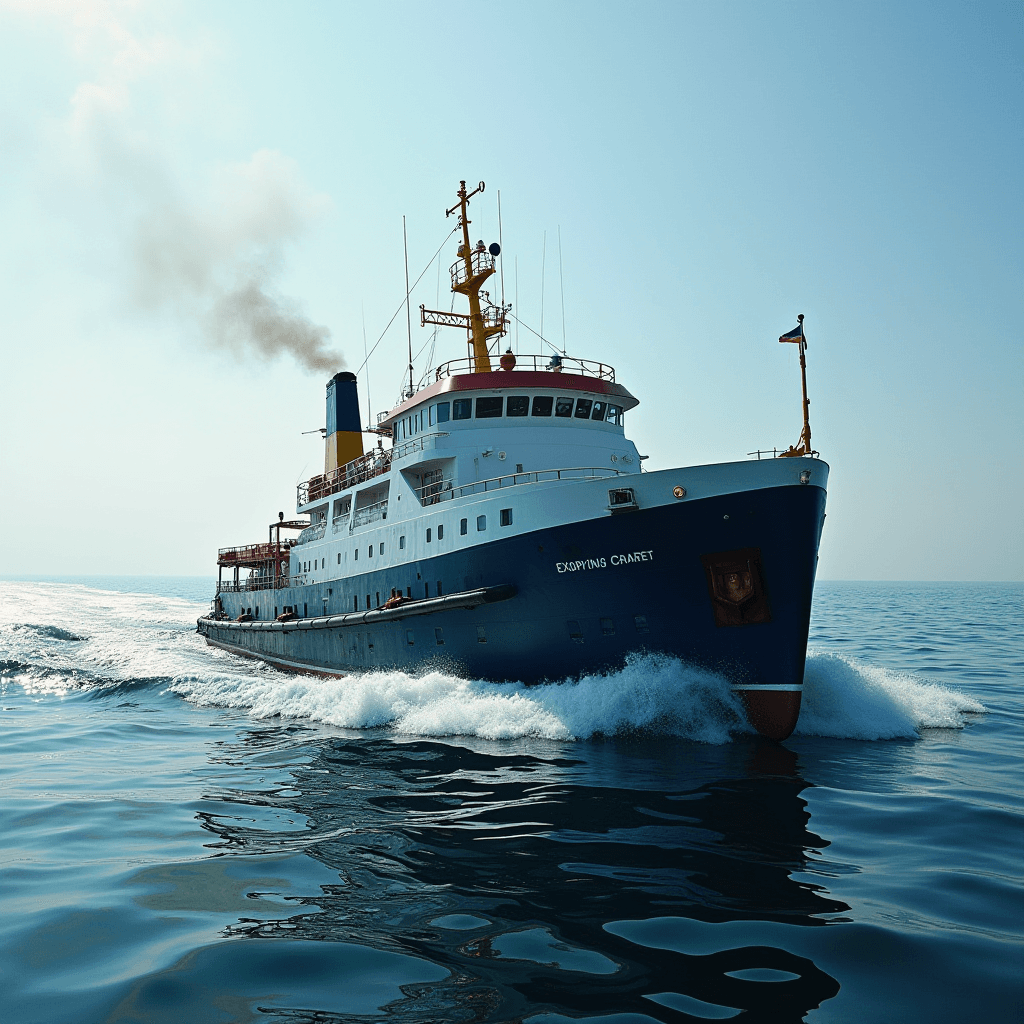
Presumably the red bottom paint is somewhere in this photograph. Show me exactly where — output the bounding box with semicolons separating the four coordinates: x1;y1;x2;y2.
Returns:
737;689;802;741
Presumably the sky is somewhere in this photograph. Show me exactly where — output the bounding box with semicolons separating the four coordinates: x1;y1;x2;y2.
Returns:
0;0;1020;581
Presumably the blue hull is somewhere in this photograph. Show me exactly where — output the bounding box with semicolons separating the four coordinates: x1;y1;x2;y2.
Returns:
200;483;826;737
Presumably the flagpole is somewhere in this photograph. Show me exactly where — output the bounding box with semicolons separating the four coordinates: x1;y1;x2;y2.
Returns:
796;314;811;453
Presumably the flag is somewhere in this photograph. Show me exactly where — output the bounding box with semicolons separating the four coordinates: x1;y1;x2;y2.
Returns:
779;321;805;344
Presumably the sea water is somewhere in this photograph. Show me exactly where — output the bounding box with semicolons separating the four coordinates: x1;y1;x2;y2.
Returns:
0;578;1020;1022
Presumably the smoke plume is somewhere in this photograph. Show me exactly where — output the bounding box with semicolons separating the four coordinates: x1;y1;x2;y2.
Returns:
26;0;343;374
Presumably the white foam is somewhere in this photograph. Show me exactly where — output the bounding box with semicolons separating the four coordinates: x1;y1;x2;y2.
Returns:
796;651;986;739
170;653;748;744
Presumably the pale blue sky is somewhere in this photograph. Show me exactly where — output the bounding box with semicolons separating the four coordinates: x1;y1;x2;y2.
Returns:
1;0;1020;579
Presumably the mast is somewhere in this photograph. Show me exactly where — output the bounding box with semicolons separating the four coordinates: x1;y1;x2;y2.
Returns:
420;181;510;373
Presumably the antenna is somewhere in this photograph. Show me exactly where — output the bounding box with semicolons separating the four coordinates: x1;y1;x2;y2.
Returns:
515;256;519;355
540;230;546;340
558;224;566;354
497;189;505;311
403;215;413;398
361;302;371;428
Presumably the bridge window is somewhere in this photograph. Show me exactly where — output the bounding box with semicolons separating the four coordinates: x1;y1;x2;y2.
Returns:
453;398;472;420
476;396;503;418
436;401;450;423
606;404;624;425
591;401;606;420
531;396;553;416
506;395;529;416
500;508;513;527
429;405;435;426
555;397;573;417
574;398;593;419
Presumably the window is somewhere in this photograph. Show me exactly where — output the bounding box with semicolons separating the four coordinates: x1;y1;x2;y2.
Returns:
436;580;443;596
477;625;487;644
506;395;529;416
476;396;503;418
353;595;359;610
437;524;444;540
426;528;432;543
574;398;593;419
368;546;373;558
453;398;473;420
435;627;445;645
425;582;430;597
500;508;513;527
375;592;380;607
477;515;487;531
591;401;606;421
337;553;341;564
600;617;615;636
354;548;359;561
460;518;468;535
567;620;584;641
555;397;574;417
407;630;415;646
634;614;650;633
531;395;553;416
379;543;384;555
429;405;435;426
606;404;623;425
365;594;370;609
436;401;450;423
399;535;406;549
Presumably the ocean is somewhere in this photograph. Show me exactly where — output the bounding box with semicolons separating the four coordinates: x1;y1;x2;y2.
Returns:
1;577;1020;1023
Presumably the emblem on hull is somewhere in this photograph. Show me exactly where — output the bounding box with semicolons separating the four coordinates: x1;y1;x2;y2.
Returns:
701;547;771;627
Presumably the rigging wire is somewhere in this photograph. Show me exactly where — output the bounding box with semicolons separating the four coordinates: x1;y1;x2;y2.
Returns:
403;215;413;398
508;310;561;353
558;225;566;354
497;189;506;311
361;302;371;428
540;230;546;339
352;224;458;377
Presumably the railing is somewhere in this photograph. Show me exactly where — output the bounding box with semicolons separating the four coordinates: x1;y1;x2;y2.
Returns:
390;431;449;462
295;522;326;546
331;515;350;534
298;446;394;506
351;499;388;529
217;539;298;566
217;574;291;594
434;353;615;382
450;250;495;289
413;465;625;505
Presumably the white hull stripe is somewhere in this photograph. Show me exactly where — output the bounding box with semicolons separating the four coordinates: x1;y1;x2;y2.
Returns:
730;684;803;692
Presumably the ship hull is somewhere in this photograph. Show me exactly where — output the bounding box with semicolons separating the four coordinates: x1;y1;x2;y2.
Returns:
199;480;826;740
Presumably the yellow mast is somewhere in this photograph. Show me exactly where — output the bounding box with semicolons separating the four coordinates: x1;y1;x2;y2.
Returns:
421;181;509;373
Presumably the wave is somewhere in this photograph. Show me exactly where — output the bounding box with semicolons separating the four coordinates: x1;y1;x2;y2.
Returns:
170;650;985;745
171;653;748;744
8;623;88;642
796;652;986;740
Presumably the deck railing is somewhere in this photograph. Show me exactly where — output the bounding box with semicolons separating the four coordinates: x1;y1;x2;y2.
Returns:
433;353;615;382
413;465;625;505
351;499;388;529
217;539;298;566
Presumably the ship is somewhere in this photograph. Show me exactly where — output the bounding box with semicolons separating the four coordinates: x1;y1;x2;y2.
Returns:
197;181;828;741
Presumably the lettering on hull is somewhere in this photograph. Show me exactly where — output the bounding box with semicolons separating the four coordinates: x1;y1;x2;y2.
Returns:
556;550;654;573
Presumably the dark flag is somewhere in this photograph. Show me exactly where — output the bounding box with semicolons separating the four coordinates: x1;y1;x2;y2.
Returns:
779;322;805;344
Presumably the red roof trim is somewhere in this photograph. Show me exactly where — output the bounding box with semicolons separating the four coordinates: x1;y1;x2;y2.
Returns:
380;372;638;426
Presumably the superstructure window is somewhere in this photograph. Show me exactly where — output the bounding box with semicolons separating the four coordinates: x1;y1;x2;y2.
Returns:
367;546;373;558
531;396;553;416
574;398;593;418
476;396;503;418
506;395;529;416
555;397;574;417
460;518;468;535
354;548;359;561
429;405;435;426
606;404;624;425
477;515;487;531
436;401;450;423
426;528;432;543
591;401;606;420
337;553;341;564
453;398;472;420
500;508;513;526
399;535;406;549
379;542;384;554
437;524;444;540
